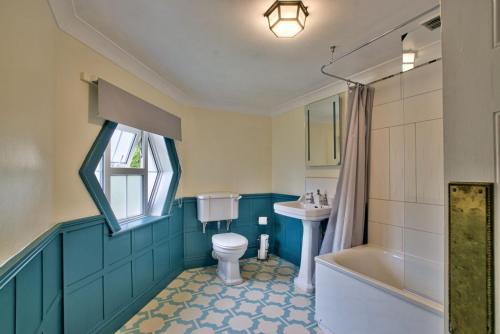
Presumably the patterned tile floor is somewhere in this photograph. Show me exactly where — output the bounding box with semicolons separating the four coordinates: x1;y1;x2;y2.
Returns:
117;255;323;334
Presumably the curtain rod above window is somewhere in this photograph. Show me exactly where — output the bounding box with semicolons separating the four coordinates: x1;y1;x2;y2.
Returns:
81;73;182;141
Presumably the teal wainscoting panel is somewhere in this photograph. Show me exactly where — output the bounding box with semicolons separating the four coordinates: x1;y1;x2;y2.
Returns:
106;231;132;265
154;241;171;280
133;251;155;295
66;277;104;333
16;253;43;334
153;218;169;242
43;236;62;314
105;262;133;317
133;225;153;252
44;297;63;334
64;222;104;286
170;202;184;236
63;212;184;334
273;194;302;266
0;280;15;334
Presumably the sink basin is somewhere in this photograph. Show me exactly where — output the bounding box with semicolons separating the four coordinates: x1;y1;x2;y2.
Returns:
274;201;331;221
274;200;332;293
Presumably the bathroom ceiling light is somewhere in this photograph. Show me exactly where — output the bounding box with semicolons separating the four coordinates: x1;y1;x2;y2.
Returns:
264;1;309;38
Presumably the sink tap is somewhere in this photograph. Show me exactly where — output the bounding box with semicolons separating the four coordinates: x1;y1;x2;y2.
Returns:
304;192;315;204
316;189;329;206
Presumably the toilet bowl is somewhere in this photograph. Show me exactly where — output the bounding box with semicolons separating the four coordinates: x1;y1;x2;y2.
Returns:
212;233;248;285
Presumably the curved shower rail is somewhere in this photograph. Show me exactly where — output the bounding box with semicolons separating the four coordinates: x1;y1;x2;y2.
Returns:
320;4;441;86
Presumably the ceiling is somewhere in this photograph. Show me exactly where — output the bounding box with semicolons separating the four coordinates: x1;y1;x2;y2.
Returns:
52;0;439;114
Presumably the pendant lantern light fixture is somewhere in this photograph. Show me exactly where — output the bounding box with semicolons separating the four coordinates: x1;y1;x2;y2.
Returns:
264;1;309;38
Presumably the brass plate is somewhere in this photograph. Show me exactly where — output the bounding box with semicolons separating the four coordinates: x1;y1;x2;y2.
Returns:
449;183;494;334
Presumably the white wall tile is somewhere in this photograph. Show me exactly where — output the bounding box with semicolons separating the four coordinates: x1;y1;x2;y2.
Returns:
405;202;444;234
416;119;444;205
404;229;444;263
404;255;444;303
372;100;403;129
368;221;384;247
390;126;405;200
383;223;403;252
402;61;443;98
368;221;403;252
370;128;390;199
404;89;443;124
404;124;417;202
305;177;338;203
368;199;404;227
373;75;402;106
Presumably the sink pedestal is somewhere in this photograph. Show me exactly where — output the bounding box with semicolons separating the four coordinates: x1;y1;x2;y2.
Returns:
294;220;321;293
273;201;331;294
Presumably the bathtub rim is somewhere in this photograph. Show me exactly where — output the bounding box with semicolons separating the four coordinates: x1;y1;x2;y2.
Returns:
315;245;444;316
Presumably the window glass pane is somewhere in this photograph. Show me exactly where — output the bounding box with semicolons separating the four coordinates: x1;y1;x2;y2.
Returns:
127;175;143;217
109;127;143;168
95;157;103;187
110;175;127;220
129;137;143;168
110;130;135;165
147;142;159;200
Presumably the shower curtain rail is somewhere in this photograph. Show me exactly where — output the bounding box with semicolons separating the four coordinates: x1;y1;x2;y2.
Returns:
320;4;440;86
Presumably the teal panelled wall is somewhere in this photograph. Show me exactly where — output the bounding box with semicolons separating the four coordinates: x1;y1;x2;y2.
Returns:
62;204;183;334
0;201;183;334
0;233;63;334
0;194;304;333
272;194;302;266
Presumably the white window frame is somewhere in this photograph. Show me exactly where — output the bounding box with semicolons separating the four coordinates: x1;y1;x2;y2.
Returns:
102;125;161;224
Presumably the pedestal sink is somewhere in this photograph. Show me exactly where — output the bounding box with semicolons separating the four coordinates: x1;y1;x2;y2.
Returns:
274;201;331;293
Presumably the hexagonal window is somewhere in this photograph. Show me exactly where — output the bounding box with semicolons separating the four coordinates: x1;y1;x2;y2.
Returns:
80;121;180;234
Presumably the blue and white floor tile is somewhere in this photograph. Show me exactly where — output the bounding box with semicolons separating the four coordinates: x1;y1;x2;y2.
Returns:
116;255;323;334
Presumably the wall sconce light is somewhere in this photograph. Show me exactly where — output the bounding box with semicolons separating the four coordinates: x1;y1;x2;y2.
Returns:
264;1;309;38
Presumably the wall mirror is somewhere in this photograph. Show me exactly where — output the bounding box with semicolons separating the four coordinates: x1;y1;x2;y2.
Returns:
305;94;341;166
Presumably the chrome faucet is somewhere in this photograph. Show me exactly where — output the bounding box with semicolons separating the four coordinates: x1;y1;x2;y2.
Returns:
316;189;329;206
304;192;315;204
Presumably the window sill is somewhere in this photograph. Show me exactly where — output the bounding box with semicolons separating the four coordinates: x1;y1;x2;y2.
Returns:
111;215;170;236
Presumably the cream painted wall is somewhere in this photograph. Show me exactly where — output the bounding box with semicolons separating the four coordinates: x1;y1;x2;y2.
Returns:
0;0;271;266
0;0;57;266
53;21;272;223
271;95;347;195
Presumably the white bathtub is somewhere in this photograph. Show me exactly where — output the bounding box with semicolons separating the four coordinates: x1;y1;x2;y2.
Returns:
315;245;444;334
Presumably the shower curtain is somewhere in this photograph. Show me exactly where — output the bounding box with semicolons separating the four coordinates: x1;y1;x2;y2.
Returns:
320;84;374;254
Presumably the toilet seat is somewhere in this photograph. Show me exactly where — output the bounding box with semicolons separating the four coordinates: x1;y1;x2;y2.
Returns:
212;233;248;250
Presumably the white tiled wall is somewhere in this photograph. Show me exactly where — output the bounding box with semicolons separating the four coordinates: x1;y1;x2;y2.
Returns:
305;177;338;203
368;61;444;303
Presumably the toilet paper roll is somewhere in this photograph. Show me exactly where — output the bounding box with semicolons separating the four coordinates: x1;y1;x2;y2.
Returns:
258;234;269;260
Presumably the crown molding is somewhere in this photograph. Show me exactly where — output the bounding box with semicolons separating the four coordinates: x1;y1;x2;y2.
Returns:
47;0;201;108
47;0;441;117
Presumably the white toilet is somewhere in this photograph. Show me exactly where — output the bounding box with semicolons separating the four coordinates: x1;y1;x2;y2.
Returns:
197;192;247;285
212;232;248;285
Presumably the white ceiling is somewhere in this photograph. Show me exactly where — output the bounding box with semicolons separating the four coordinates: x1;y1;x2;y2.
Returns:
52;0;439;114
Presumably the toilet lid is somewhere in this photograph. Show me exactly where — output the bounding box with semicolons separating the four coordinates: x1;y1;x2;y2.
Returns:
212;233;248;249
